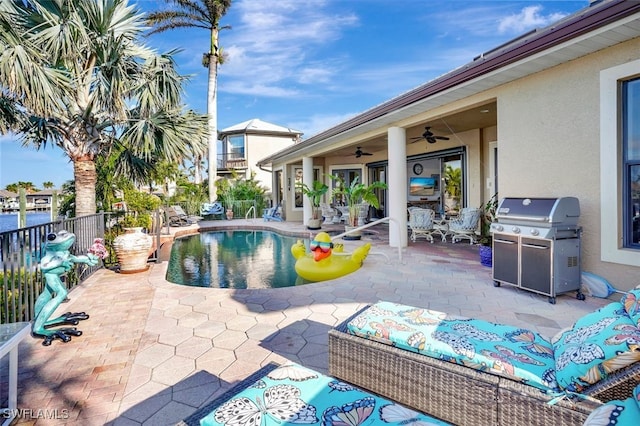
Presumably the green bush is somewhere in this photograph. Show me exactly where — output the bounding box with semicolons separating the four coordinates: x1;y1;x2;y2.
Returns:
0;269;41;323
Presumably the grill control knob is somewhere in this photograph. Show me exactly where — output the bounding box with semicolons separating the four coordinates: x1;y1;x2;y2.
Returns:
494;225;504;232
530;229;539;236
512;227;520;234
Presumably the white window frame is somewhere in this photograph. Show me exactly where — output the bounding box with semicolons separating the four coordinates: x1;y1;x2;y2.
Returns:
600;59;640;266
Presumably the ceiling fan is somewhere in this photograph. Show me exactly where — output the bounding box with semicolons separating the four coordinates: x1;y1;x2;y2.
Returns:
410;126;450;144
354;147;373;158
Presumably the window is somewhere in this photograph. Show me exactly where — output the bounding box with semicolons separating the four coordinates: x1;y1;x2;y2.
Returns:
623;78;640;247
228;135;245;159
600;60;640;266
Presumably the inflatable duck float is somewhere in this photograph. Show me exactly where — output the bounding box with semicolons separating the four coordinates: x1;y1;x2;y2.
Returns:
291;232;371;282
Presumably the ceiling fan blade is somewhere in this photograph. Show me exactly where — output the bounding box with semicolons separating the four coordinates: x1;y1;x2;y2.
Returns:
362;152;373;156
435;136;450;140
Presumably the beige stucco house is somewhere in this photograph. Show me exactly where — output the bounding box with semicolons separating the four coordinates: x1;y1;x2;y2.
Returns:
217;118;302;195
257;0;640;291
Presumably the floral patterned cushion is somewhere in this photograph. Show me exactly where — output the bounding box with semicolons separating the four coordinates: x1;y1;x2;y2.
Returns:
199;362;451;426
553;302;640;393
621;288;640;327
346;301;558;392
583;384;640;425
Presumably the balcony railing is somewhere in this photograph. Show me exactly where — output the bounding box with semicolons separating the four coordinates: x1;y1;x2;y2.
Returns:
217;153;247;170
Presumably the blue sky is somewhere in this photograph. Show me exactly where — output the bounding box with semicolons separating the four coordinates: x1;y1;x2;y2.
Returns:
0;0;589;189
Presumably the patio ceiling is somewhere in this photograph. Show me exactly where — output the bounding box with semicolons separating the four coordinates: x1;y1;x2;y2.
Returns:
327;102;498;159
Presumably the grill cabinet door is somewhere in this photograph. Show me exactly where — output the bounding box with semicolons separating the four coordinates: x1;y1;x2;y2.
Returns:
520;238;551;295
492;234;518;285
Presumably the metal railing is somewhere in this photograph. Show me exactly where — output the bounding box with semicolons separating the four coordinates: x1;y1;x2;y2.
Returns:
331;216;404;262
0;210;163;324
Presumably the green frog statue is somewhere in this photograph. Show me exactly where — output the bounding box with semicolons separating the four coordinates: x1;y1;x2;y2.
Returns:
32;230;99;346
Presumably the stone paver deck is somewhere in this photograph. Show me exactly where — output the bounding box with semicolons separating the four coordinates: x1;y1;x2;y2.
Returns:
2;219;610;425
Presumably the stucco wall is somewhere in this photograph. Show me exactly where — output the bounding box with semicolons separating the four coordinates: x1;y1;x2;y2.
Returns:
495;38;640;291
247;134;297;192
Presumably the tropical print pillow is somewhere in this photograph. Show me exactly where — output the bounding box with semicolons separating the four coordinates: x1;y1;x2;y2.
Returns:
553;302;640;392
621;288;640;327
199;362;451;426
346;301;558;392
583;383;640;426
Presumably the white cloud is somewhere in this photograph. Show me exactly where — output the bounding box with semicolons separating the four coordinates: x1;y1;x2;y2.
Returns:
291;111;359;139
498;5;568;34
219;0;359;97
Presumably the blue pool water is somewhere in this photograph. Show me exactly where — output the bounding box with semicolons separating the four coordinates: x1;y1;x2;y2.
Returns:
166;230;310;289
0;212;52;233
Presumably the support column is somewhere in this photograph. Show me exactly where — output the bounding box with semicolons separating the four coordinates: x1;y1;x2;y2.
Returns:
388;127;408;248
302;156;314;225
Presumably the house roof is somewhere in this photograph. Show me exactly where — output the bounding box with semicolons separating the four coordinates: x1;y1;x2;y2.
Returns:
257;0;640;166
219;119;303;137
27;189;59;197
0;189;18;198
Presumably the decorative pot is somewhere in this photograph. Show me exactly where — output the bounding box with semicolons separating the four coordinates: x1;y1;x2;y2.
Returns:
307;218;322;230
226;209;234;220
479;245;492;267
343;225;362;240
113;227;153;273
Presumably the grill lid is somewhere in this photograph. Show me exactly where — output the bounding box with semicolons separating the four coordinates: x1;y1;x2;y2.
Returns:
495;197;580;226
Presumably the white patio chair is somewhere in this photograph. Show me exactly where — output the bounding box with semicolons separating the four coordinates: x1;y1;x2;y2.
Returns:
408;208;435;243
320;203;339;224
449;207;482;244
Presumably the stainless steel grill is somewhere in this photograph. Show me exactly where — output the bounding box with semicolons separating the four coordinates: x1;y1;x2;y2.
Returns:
489;197;584;304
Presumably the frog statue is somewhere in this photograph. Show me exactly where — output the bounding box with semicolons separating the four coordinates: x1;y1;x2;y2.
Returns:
32;230;99;346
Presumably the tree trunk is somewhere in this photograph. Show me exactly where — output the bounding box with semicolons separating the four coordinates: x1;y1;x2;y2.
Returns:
74;158;97;217
207;30;219;202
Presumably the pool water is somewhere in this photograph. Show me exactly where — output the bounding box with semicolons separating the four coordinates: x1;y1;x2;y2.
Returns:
166;230;310;289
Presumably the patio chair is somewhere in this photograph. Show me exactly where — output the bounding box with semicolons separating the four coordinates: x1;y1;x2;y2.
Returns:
262;203;283;222
408;208;435;243
200;202;224;216
449;207;482;244
165;206;201;227
356;202;370;226
320;203;339;224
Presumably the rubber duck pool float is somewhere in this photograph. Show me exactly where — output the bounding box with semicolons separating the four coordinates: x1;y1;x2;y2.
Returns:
291;232;371;282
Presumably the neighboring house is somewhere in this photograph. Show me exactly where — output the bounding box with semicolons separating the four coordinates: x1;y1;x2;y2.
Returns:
217;118;302;195
0;189;18;211
26;189;58;210
257;0;640;290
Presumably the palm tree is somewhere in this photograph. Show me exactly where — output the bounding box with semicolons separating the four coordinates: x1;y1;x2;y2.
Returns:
146;0;232;203
42;181;54;189
444;165;462;210
0;0;208;217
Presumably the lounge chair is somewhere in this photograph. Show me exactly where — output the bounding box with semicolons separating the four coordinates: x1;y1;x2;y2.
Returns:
182;362;450;426
329;292;640;426
262;203;283;222
165;206;201;227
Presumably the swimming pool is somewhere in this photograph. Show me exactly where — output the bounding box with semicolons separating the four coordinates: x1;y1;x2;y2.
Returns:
166;230;310;289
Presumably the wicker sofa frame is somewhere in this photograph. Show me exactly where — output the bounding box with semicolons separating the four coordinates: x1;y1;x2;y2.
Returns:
328;308;640;426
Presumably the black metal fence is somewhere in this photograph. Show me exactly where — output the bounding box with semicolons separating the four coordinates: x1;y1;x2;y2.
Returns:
0;210;162;324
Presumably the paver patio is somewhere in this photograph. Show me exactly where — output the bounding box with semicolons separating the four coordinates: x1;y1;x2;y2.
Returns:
2;219;609;425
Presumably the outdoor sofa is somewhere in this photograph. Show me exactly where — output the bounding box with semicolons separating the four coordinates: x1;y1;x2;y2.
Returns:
328;292;640;426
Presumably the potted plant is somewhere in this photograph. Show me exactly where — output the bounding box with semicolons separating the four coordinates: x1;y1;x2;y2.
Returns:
218;178;236;220
112;190;161;273
330;175;387;239
297;180;329;229
478;193;498;267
